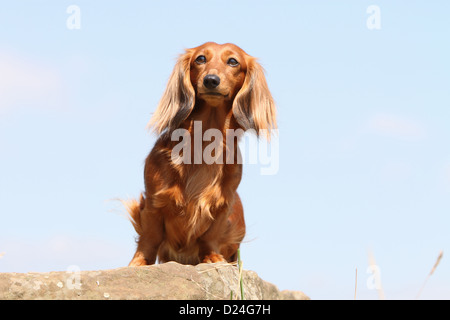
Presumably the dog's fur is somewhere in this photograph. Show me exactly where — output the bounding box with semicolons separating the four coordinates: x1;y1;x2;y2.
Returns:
126;42;276;266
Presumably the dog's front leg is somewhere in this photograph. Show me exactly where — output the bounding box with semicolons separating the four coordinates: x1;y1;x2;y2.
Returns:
197;208;229;263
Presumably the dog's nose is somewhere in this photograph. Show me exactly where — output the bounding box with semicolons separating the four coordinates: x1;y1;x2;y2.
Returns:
203;74;220;89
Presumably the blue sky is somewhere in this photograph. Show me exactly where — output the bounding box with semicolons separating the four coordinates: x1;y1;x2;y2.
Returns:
0;1;449;299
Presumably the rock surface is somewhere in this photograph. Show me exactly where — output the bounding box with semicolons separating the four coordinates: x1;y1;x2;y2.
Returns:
0;262;309;300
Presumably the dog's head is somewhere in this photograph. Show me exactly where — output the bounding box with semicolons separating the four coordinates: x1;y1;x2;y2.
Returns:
150;42;276;137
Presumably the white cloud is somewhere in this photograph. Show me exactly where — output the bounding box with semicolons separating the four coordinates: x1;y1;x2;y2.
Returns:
0;50;63;113
368;114;426;140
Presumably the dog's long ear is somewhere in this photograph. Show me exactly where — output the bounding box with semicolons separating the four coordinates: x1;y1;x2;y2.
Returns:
232;56;277;139
149;50;195;135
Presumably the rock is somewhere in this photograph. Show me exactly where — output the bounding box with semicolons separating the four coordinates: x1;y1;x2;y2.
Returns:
0;262;309;300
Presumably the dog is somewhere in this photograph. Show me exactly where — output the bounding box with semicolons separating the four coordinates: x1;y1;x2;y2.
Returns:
126;42;276;266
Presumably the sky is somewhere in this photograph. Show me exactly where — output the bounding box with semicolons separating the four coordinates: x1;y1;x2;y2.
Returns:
0;1;449;300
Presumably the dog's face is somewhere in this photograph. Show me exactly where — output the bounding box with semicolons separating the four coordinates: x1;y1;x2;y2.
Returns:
189;42;247;106
150;42;276;136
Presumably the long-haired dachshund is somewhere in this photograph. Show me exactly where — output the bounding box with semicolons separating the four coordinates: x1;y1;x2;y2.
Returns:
126;42;276;266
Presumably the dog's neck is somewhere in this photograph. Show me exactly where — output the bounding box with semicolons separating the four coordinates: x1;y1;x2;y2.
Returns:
185;99;235;133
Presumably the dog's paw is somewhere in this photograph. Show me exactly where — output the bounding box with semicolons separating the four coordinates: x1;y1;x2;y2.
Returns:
128;253;149;267
202;252;226;263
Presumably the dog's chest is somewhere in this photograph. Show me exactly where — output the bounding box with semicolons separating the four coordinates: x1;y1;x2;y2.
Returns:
162;165;227;247
184;164;223;202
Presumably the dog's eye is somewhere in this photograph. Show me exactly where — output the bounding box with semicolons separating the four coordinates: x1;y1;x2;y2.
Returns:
227;58;239;67
195;55;206;64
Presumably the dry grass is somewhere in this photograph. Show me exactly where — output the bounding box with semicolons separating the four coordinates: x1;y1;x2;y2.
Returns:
415;250;444;300
237;249;244;300
357;249;444;300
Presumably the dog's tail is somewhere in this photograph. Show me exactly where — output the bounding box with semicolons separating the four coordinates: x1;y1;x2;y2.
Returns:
122;193;145;236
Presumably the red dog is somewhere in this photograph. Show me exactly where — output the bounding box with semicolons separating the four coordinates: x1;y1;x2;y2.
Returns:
126;42;276;266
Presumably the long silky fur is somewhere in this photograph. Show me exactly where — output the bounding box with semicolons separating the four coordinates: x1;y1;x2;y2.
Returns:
126;42;276;266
